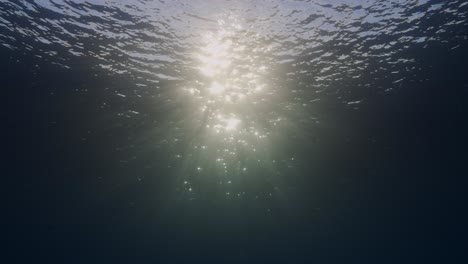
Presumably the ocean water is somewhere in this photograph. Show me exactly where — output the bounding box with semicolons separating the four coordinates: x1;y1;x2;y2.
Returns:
2;0;468;262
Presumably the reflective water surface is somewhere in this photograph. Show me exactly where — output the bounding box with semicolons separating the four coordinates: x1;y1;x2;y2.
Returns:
1;0;467;198
3;0;468;262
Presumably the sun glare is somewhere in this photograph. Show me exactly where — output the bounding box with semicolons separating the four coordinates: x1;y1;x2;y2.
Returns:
185;18;272;139
209;82;225;94
179;16;276;187
225;118;240;131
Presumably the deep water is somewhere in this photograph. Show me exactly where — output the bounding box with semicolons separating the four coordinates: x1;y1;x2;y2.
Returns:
2;0;468;263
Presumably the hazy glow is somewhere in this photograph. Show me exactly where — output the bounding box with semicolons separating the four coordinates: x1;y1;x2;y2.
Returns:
209;82;225;94
188;19;270;139
197;33;232;77
179;16;280;195
225;118;240;131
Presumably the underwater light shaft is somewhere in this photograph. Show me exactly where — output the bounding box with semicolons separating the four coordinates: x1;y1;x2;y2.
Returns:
176;17;285;194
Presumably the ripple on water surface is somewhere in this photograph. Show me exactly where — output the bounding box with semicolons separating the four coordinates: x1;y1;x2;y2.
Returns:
1;0;467;196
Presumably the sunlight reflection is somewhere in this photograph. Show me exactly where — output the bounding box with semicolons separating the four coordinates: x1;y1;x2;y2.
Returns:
209;82;225;94
225;117;241;131
179;16;280;195
189;19;269;139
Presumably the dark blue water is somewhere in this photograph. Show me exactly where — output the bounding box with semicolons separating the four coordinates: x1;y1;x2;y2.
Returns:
2;0;468;263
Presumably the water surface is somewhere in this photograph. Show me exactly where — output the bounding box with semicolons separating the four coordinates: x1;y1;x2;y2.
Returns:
2;0;468;262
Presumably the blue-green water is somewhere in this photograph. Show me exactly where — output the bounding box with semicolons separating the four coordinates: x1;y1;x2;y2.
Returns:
2;0;468;262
